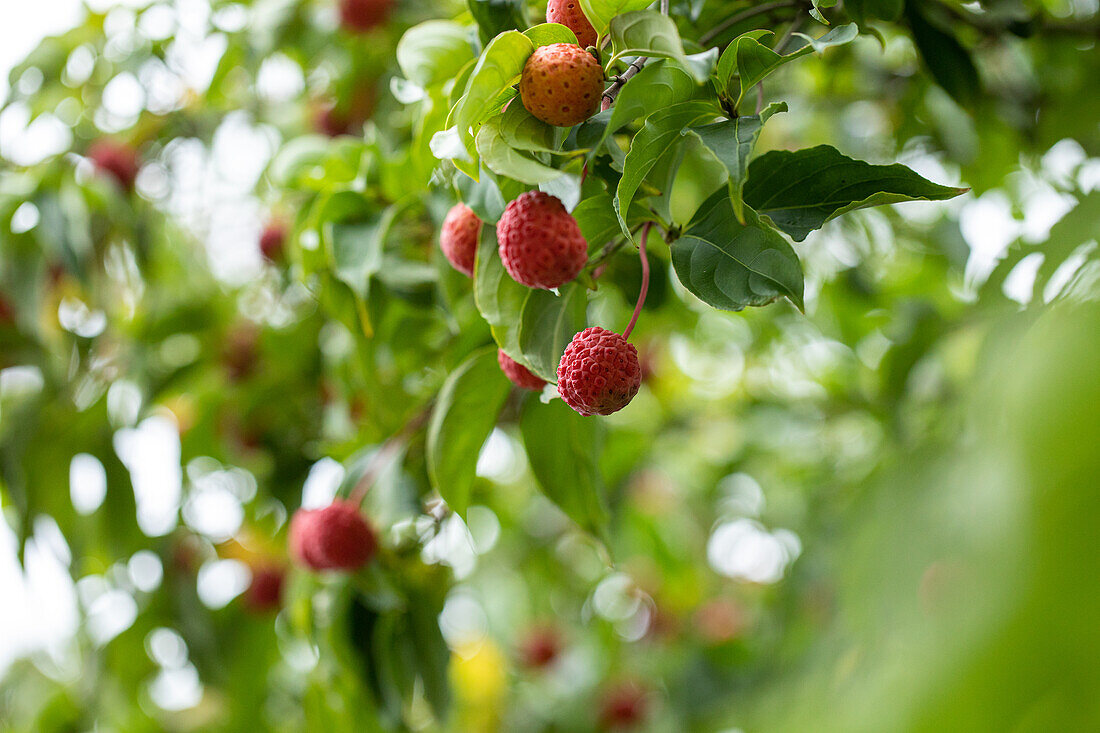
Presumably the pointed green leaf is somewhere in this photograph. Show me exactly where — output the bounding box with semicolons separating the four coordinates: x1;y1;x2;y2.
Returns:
497;100;565;154
473;226;531;363
905;2;981;108
524;22;578;47
608;11;710;83
426;348;511;515
452;31;534;147
475;120;563;184
671;191;804;311
614;100;720;235
577;0;654;37
576;60;699;157
396;21;476;87
723;24;857;106
690;102;786;222
518;284;588;381
520;398;609;540
743;144;968;241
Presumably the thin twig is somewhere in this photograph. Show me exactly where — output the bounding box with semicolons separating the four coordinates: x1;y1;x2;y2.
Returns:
622;223;651;341
700;0;802;46
602;57;649;110
601;0;667;111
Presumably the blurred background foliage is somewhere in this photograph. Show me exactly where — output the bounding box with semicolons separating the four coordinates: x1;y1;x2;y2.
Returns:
0;0;1098;731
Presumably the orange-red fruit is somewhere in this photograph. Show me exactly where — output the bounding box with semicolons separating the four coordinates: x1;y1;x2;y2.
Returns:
498;349;547;391
338;0;392;32
440;203;482;276
244;565;285;612
519;43;604;127
259;222;286;261
557;327;641;416
599;682;649;730
289;500;378;571
496;191;588;289
546;0;597;49
87;139;140;190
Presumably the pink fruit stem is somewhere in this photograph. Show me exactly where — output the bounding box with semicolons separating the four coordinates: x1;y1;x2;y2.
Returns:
622;222;651;341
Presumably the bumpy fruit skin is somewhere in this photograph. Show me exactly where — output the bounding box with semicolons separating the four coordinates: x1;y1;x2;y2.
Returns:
496;191;588;289
498;349;547;391
244;565;285;612
87;139;140;190
557;327;641;416
599;683;649;730
338;0;392;32
259;223;286;261
546;0;597;49
440;203;482;276
519;43;604;127
289;500;378;571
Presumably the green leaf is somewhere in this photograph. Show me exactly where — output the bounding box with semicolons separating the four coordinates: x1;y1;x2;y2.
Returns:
796;22;859;53
720;24;857;107
743;144;968;241
520;398;609;539
426;348;511;515
577;0;654;38
473;225;531;362
608;11;710;83
715;29;768;102
455;167;507;222
524;22;578;47
810;0;839;24
573;192;654;254
328;207;399;297
475;119;563;185
396;21;476;87
671;191;804;311
407;593;452;721
689;102;786;223
467;0;528;46
497;99;565;154
681;48;719;83
539;172;584;211
452;31;534;148
905;1;980;108
518;284;588;381
577;59;699;157
573;192;624;253
614;100;720;235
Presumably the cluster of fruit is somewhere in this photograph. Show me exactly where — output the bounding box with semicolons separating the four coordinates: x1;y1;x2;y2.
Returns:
437;0;646;418
441;193;643;418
